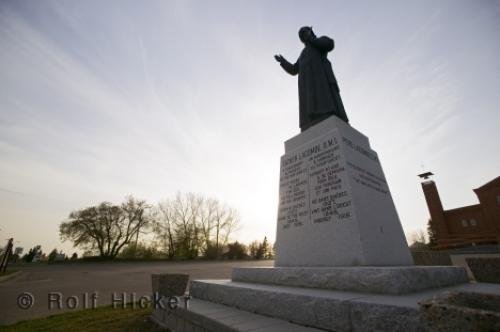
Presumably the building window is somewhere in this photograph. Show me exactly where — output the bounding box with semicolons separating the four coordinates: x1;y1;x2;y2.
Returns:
461;219;468;227
470;219;477;226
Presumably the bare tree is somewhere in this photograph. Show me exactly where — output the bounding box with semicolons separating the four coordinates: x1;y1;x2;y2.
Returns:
409;229;428;250
123;195;152;251
199;197;218;250
155;200;177;259
153;192;241;259
219;206;241;250
172;192;202;259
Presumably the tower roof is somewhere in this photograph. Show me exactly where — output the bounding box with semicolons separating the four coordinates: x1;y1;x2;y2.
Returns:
418;172;434;180
474;176;500;192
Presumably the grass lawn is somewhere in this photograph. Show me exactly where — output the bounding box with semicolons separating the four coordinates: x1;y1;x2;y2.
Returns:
0;305;166;332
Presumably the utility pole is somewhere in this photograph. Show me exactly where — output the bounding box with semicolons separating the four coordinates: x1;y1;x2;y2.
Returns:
0;238;14;273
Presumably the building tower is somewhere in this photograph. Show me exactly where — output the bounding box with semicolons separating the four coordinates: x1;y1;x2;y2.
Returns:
418;172;449;240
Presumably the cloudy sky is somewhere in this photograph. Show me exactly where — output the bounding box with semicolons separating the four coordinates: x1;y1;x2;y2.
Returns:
1;0;499;254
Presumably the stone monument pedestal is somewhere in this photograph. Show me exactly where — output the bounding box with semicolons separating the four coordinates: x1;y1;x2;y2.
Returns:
275;116;412;267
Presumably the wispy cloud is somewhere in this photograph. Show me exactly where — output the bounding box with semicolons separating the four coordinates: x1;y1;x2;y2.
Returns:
0;0;499;252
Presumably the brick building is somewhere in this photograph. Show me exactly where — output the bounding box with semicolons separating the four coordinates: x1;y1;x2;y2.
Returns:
421;175;500;249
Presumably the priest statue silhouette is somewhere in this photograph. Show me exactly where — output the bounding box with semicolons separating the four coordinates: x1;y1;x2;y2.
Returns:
275;26;349;132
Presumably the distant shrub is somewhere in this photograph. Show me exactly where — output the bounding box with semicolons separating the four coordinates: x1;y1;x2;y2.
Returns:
224;241;248;260
118;243;161;260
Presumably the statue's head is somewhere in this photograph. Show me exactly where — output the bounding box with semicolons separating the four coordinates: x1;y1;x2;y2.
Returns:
298;26;315;43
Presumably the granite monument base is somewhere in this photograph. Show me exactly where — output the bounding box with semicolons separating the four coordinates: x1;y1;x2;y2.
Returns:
231;266;468;294
275;116;412;267
151;266;500;331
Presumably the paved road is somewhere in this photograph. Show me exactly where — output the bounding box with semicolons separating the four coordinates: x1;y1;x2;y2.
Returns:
0;260;274;325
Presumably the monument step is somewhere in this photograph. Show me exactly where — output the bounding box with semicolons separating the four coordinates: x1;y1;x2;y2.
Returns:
151;297;323;332
189;279;500;332
231;266;469;294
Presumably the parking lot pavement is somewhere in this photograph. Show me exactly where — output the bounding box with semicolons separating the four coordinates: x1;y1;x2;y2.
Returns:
0;260;273;325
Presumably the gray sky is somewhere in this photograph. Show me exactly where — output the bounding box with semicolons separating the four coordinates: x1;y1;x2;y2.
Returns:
1;0;499;254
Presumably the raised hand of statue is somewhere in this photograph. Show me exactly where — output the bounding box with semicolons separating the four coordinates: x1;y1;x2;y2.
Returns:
274;54;285;63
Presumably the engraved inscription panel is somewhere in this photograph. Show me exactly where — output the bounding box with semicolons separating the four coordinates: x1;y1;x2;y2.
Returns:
342;137;389;195
278;135;352;230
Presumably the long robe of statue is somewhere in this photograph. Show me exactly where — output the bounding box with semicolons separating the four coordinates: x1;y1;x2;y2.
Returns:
276;27;349;132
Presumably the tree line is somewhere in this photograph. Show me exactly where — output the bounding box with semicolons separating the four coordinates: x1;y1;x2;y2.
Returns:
59;193;273;260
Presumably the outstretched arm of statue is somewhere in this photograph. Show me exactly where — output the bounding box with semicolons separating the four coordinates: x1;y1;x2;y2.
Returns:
310;36;334;53
274;54;299;76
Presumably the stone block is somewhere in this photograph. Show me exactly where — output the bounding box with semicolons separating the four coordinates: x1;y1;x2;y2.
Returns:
189;280;367;331
156;298;323;332
232;266;468;294
152;273;189;297
420;291;500;331
466;257;500;283
350;300;425;332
